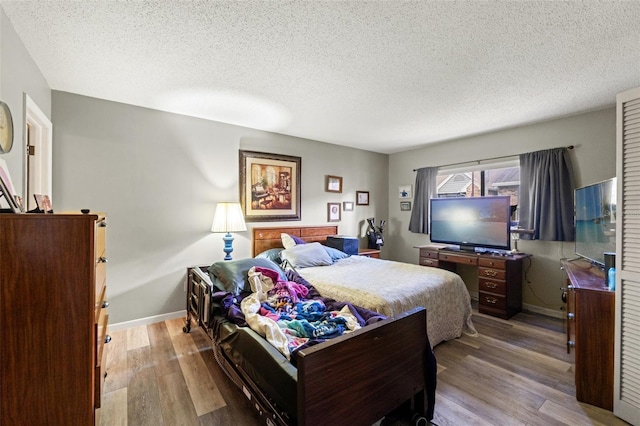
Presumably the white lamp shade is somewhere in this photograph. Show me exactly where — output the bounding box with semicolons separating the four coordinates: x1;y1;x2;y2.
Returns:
211;202;247;233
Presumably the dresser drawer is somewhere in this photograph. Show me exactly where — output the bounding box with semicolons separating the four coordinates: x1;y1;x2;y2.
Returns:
420;257;440;267
95;308;109;409
479;277;507;295
419;248;439;259
478;257;507;269
479;266;506;281
439;252;477;265
479;292;507;310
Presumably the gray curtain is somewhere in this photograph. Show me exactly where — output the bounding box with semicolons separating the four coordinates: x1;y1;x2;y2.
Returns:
519;148;575;241
409;167;438;233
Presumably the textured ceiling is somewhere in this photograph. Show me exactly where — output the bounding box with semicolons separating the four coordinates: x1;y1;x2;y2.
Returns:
2;1;639;154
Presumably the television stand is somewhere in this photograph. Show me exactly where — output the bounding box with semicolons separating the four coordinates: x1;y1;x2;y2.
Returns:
416;245;530;319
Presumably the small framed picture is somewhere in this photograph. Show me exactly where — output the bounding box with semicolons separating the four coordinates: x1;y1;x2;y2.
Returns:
343;201;354;211
328;202;341;222
34;194;53;213
356;190;369;206
326;175;343;193
399;185;412;199
400;201;412;211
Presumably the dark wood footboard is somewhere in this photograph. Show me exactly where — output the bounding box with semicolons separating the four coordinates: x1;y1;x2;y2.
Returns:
297;307;434;426
185;267;436;425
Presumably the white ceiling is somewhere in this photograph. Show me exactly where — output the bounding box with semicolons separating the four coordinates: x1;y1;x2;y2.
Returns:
2;1;639;154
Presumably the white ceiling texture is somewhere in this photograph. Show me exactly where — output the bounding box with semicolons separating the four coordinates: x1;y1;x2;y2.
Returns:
2;1;639;154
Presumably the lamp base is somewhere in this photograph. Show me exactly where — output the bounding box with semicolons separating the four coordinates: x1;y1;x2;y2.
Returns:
222;233;234;261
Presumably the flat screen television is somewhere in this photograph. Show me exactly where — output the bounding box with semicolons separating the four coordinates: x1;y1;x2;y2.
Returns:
575;177;616;266
430;196;512;252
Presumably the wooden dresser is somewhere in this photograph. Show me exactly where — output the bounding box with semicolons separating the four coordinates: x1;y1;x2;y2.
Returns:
0;213;109;425
417;245;527;319
561;258;614;411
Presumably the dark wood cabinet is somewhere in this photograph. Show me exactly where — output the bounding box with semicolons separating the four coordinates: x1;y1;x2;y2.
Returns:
0;213;108;425
417;245;527;319
562;258;614;411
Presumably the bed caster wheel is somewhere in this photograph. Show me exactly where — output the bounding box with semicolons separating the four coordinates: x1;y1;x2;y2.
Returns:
412;414;428;426
183;322;191;333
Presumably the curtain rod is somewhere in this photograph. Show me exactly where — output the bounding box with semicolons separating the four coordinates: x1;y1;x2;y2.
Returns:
413;145;574;172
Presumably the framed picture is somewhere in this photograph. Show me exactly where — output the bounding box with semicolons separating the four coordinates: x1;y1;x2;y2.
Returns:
326;175;343;193
239;150;301;222
343;201;354;211
0;158;20;212
34;194;52;213
399;185;412;199
400;201;412;211
356;190;369;206
327;202;341;222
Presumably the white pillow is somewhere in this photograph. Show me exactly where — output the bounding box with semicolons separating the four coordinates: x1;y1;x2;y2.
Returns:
281;233;298;249
281;242;333;268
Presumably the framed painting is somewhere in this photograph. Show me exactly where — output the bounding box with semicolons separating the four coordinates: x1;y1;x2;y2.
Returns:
400;201;412;211
399;185;412;199
356;190;369;206
327;202;341;222
239;150;301;222
343;201;354;211
326;175;343;193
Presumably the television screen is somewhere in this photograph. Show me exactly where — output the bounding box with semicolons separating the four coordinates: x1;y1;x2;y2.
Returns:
575;177;616;265
430;196;512;251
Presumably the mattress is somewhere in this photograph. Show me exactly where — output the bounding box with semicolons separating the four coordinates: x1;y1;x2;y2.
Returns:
298;255;477;346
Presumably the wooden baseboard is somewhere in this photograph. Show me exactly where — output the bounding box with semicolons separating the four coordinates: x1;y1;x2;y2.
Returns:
109;310;186;331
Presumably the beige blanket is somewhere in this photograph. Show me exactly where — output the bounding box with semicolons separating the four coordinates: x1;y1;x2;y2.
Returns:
299;256;477;347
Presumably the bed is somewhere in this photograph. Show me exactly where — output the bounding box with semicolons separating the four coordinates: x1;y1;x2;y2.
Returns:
185;253;437;425
252;225;477;347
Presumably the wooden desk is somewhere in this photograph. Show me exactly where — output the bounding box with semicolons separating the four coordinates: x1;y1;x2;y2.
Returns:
416;245;528;319
561;258;614;411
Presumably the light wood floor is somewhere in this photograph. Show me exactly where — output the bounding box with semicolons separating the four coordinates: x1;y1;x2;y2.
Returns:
98;311;629;426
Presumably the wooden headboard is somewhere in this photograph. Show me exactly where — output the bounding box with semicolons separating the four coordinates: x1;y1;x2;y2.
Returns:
252;225;338;257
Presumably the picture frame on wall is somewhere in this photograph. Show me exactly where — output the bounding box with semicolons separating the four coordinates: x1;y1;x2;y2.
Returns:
343;201;354;211
399;185;412;199
327;202;341;222
326;175;343;193
239;150;301;222
400;201;412;211
356;190;369;206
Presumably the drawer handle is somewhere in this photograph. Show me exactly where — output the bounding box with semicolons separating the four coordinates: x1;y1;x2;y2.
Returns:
484;270;498;277
102;301;110;309
486;297;498;304
567;340;575;348
105;335;112;344
567;313;575;319
98;257;108;264
485;283;498;289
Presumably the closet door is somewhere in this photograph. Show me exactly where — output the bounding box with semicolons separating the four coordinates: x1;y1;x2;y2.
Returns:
615;86;640;425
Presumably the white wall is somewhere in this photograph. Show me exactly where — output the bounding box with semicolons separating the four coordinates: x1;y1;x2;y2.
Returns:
388;108;617;316
0;8;51;197
52;91;388;323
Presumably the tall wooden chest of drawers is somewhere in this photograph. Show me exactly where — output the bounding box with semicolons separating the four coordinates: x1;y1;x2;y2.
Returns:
0;213;109;425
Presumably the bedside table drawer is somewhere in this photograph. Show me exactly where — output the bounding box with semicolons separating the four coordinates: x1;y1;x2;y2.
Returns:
479;277;507;295
419;248;439;259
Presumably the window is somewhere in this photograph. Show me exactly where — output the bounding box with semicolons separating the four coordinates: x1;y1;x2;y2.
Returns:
437;160;520;222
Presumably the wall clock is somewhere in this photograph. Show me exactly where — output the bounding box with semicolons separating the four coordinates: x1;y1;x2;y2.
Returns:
0;101;14;154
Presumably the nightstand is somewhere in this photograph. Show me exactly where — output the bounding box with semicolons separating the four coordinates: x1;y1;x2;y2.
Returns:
358;248;380;258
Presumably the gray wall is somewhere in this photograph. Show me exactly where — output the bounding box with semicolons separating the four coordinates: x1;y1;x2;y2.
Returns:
0;8;51;196
52;91;388;323
388;108;616;316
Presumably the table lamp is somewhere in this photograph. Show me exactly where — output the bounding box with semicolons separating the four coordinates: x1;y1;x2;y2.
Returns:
211;202;247;260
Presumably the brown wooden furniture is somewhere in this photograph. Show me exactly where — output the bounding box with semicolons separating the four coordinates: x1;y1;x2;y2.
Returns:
252;225;338;256
416;245;527;319
358;247;380;258
562;258;614;411
0;213;109;425
185;265;435;425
